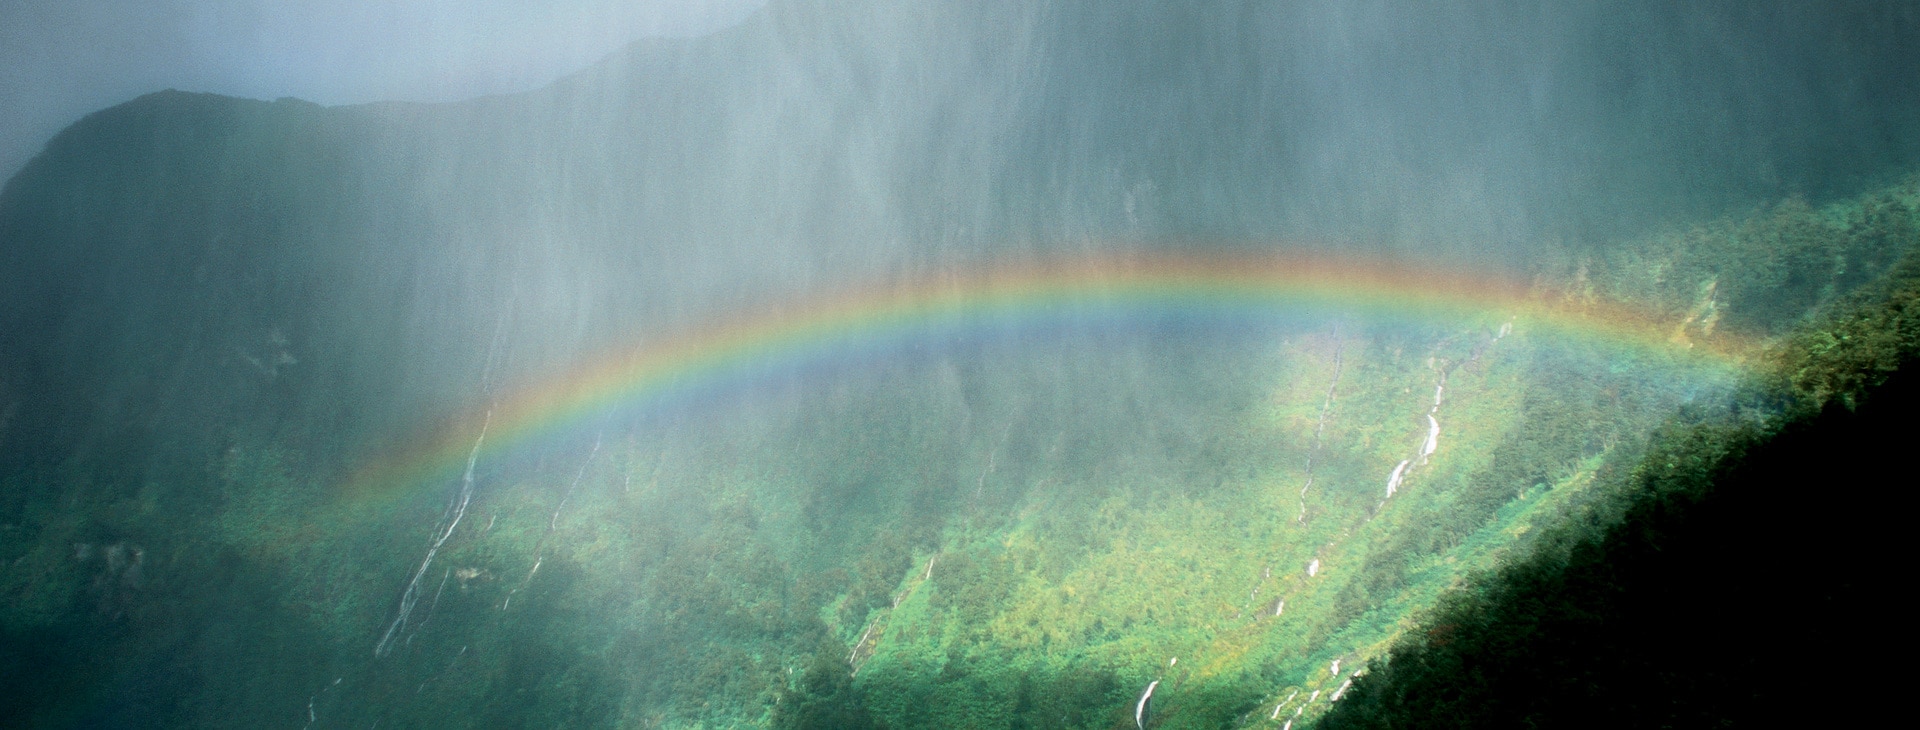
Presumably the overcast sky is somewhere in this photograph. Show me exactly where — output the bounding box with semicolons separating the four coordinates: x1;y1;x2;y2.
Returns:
0;0;768;181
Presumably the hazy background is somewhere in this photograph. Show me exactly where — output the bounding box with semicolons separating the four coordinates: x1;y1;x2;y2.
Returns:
0;0;768;179
5;0;1917;471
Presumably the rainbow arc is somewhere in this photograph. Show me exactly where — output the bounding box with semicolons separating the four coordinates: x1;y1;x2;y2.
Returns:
345;253;1752;496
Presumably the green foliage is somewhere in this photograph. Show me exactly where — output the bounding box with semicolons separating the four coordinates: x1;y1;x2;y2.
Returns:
1317;208;1920;730
774;648;885;730
1578;177;1920;340
1774;256;1920;410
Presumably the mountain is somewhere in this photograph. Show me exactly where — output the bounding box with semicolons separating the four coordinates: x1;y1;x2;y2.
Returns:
1;1;1917;727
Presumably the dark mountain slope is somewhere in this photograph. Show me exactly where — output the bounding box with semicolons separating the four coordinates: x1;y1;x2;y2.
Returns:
1318;272;1920;728
0;92;374;499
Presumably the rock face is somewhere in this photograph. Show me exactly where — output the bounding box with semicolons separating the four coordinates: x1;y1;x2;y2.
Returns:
0;1;1916;728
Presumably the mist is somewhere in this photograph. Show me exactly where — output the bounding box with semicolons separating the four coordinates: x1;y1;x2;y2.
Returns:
1;1;1916;727
0;0;767;179
56;0;1899;418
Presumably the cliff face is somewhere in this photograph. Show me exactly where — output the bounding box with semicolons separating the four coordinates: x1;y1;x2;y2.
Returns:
0;2;1916;728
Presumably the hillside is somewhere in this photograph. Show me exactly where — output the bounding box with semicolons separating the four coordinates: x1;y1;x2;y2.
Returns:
4;158;1913;726
1318;255;1920;729
1;2;1918;728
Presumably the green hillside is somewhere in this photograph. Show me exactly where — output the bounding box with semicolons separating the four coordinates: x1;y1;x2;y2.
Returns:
1318;211;1920;729
6;177;1910;728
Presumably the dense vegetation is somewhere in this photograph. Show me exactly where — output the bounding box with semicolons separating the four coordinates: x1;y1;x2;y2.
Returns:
1317;200;1920;728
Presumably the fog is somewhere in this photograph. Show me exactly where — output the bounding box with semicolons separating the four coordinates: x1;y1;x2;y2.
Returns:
319;0;1917;407
0;0;767;178
0;1;1916;727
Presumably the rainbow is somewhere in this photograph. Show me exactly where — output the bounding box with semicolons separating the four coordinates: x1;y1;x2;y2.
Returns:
345;253;1752;496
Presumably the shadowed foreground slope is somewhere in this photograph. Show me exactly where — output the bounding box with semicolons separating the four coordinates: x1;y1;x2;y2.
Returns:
1318;273;1920;729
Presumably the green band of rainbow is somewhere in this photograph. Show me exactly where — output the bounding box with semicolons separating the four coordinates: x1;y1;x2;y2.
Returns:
345;253;1751;497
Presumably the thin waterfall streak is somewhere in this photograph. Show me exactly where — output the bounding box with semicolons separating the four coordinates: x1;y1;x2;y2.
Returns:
1134;679;1160;730
1305;336;1345;479
850;621;877;671
510;433;602;610
974;422;1012;502
1387;320;1510;506
1271;689;1299;719
480;295;516;397
1386;459;1410;497
551;431;603;531
302;677;341;728
1300;331;1343;522
1331;678;1354;702
976;448;996;498
503;553;545;612
376;409;491;658
1420;371;1447;465
1385;333;1480;507
408;568;453;647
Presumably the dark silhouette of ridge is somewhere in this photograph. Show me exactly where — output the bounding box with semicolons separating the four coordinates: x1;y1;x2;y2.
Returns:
1320;351;1911;728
